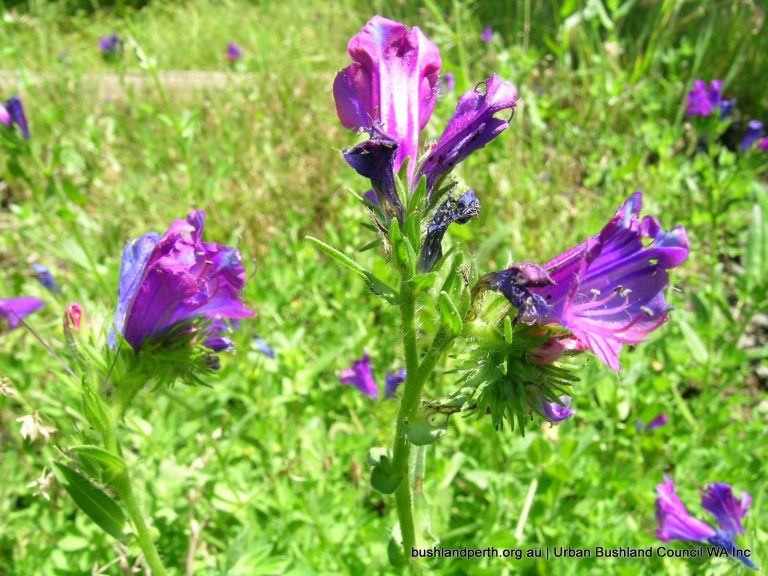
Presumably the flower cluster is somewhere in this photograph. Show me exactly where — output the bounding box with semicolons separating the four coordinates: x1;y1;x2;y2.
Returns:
656;476;758;570
686;79;768;151
486;192;689;372
99;32;123;55
111;210;254;356
334;16;517;270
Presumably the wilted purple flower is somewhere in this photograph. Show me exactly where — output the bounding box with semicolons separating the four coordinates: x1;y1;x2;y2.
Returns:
480;27;493;43
334;16;442;184
31;264;60;294
343;133;403;222
385;368;406;398
99;33;122;55
418;75;517;197
656;476;758;570
419;189;479;272
1;96;30;140
253;336;275;358
538;395;574;423
340;353;378;398
487;193;688;370
0;297;44;331
638;412;669;432
442;72;456;94
112;210;254;353
741;120;764;150
686;80;724;117
226;42;243;62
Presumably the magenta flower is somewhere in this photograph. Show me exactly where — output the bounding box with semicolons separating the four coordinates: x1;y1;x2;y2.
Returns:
340;353;406;399
334;16;442;183
0;297;44;331
111;210;254;353
538;395;575;423
686;80;723;117
637;412;669;432
528;336;585;365
226;42;243;62
1;96;30;140
418;75;516;196
340;353;379;398
741;120;764;150
656;476;757;570
488;192;689;371
64;302;84;333
758;137;768;152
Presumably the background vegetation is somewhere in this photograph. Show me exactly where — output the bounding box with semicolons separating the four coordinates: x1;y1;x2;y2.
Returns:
1;0;766;573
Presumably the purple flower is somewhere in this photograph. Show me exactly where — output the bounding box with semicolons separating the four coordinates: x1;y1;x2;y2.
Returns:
701;483;751;536
385;368;406;398
419;189;479;272
334;16;442;184
226;42;243;62
253;336;275;358
538;395;575;423
719;98;736;120
638;412;669;432
519;192;689;371
1;96;30;140
418;75;517;197
31;264;60;294
0;297;44;331
741;120;764;150
759;137;768;152
656;477;758;570
112;210;254;353
480;27;493;43
656;476;717;542
99;33;122;55
340;353;378;398
686;80;724;117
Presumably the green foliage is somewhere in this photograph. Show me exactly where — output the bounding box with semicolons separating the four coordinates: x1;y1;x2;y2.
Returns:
1;0;767;574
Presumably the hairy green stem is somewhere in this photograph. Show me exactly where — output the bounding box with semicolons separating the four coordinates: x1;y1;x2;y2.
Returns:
105;413;168;575
391;272;454;566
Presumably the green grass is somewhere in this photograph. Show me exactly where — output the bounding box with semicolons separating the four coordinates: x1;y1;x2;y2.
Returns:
1;0;767;574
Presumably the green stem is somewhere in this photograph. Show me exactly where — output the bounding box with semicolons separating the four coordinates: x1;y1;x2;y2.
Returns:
389;231;458;568
105;416;168;576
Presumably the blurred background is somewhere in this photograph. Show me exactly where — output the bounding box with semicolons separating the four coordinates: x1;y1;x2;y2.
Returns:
1;0;766;574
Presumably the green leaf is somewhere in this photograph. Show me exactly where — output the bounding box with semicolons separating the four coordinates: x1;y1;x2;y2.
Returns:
404;408;449;446
678;319;708;364
745;196;766;295
69;445;126;482
388;535;407;568
305;236;367;277
367;448;402;494
438;292;462;338
52;461;126;540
